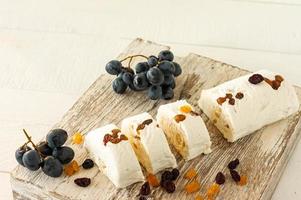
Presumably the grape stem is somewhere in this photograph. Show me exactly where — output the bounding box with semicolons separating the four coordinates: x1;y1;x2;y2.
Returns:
119;54;148;68
22;129;38;150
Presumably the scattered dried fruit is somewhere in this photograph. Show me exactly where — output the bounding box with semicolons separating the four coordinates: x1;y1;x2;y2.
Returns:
275;75;284;82
215;172;225;185
163;180;176;193
171;168;180;180
185;180;200;193
228;98;235;105
72;132;84;144
180;105;192;113
248;74;264;84
119;134;128;141
174;114;186;123
161;171;173;181
82;159;94;169
103;130;127;146
140;182;151;195
137;124;146;131
207;183;220;198
142;119;153;125
64;160;80;176
235;92;244;99
74;177;91;187
195;194;204;200
111;129;121;138
147;173;160;187
272;80;281;90
238;175;248;186
217;97;227;105
228;158;240;170
230;170;241;182
225;93;233;98
103;134;112;146
185;168;197;179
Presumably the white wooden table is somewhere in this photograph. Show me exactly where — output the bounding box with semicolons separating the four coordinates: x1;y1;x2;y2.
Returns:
1;0;301;199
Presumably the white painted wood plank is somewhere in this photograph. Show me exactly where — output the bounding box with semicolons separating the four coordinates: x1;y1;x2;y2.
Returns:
0;173;13;200
0;0;300;54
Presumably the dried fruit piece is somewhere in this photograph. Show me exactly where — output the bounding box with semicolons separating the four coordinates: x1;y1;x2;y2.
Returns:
207;183;220;198
228;98;235;105
185;180;200;193
82;159;94;169
174;114;186;123
180;105;192;113
185;168;197;179
142;119;153;125
119;134;128;141
235;92;244;99
215;172;225;185
171;168;180;180
228;158;240;170
74;177;91;187
72;132;84;144
64;160;80;176
163;180;176;193
161;171;173;181
190;111;200;116
217;97;227;105
225;93;233;98
230;170;241;182
238;175;248;186
195;194;204;200
137;124;145;131
272;80;281;90
248;74;264;84
147;173;160;187
111;129;120;138
140;182;151;195
275;75;284;82
103;134;112;146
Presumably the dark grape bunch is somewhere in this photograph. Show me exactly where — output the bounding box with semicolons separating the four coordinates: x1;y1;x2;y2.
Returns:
15;129;75;178
105;50;182;100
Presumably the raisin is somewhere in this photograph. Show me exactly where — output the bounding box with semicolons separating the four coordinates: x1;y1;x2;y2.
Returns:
163;181;175;193
82;159;94;169
225;93;233;98
238;175;248;186
217;97;227;105
230;170;241;182
228;158;240;170
215;172;225;185
140;182;151;196
74;178;91;187
171;168;180;180
161;171;173;181
142;119;153;126
174;114;186;123
248;74;264;84
137;124;145;131
207;183;220;198
111;129;120;138
184;168;197;179
110;137;120;144
275;75;284;82
228;98;235;105
190;111;200;116
64;160;80;176
103;134;112;146
119;134;128;141
235;92;244;99
272;80;281;90
72;132;84;144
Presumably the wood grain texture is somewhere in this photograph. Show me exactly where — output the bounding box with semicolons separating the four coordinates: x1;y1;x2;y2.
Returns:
10;39;301;200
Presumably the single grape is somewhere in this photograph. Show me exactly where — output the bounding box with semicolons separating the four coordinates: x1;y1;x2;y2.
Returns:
42;156;63;177
146;67;164;86
133;73;149;90
162;78;176;89
37;141;53;158
135;62;150;73
105;60;122;75
22;150;41;171
128;82;138;91
172;62;182;77
122;72;134;85
148;85;162;100
158;50;174;61
112;77;127;94
162;86;174;100
15;145;32;166
163;74;175;85
147;55;158;67
158;61;175;74
52;146;75;164
121;67;134;74
46;129;68;149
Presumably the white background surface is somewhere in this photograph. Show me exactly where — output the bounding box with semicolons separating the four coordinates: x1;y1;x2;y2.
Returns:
0;0;301;199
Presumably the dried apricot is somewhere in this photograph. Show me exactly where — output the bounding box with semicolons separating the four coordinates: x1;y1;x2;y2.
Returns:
180;105;192;113
72;132;84;144
147;173;160;187
238;175;248;186
184;168;197;179
207;183;220;198
64;160;80;176
185;180;200;193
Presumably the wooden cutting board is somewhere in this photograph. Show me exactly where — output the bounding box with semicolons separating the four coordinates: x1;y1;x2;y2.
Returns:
10;39;301;200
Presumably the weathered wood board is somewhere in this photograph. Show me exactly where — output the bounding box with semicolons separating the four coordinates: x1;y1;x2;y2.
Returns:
10;39;301;200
